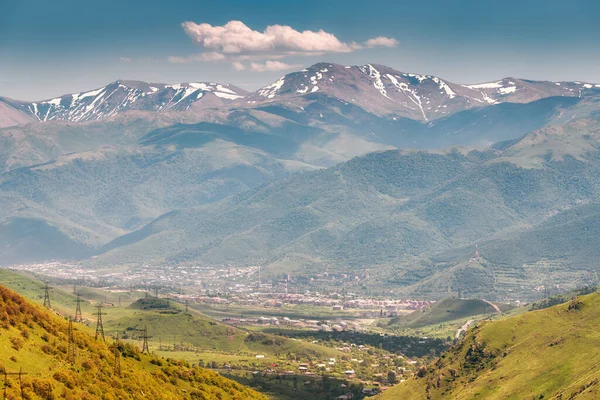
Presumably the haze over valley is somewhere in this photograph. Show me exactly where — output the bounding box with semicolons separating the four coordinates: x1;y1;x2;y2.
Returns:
3;1;600;399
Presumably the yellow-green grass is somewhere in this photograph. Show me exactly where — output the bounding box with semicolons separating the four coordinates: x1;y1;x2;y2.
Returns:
0;283;267;399
0;268;343;364
389;298;509;329
376;292;600;399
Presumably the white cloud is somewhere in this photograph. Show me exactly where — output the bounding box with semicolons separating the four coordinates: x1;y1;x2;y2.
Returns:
119;57;132;63
181;20;355;56
364;36;399;48
168;52;226;63
180;20;397;57
248;61;301;72
173;20;399;69
232;61;245;71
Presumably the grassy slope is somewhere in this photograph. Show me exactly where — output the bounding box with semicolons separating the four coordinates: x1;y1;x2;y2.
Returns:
0;284;267;400
0;268;342;360
390;298;504;329
376;292;600;399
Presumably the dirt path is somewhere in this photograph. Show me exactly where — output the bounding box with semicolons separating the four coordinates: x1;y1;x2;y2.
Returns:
481;299;501;313
455;319;475;339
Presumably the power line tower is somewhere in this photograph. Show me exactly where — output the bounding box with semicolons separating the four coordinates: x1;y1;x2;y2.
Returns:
74;293;83;323
3;368;27;400
67;317;76;363
140;326;151;354
93;304;107;341
43;283;52;309
112;333;121;377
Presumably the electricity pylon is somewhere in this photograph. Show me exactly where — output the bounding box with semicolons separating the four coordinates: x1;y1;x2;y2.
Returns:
74;293;83;323
93;304;107;341
141;325;151;354
43;283;52;309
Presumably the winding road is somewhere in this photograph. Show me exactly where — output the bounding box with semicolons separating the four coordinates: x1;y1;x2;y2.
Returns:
455;319;475;339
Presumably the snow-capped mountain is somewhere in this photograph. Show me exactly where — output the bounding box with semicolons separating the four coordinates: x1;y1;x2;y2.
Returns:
1;63;598;128
1;80;247;124
245;62;600;121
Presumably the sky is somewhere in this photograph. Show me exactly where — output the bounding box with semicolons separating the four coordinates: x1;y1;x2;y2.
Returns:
1;0;599;101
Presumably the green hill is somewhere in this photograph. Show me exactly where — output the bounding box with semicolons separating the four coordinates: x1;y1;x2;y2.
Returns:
0;283;267;400
389;298;503;329
105;298;341;359
376;291;600;399
0;268;342;361
86;111;600;299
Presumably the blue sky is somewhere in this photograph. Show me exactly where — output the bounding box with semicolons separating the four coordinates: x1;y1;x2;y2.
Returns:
1;0;599;100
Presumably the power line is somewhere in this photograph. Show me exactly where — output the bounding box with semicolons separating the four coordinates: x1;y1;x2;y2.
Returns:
74;293;83;323
140;325;151;354
93;304;107;342
43;283;52;309
2;368;27;400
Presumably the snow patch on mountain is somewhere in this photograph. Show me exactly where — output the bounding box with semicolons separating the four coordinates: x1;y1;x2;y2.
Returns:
432;77;456;99
17;80;246;122
361;64;389;99
498;86;517;94
257;77;285;99
464;81;504;89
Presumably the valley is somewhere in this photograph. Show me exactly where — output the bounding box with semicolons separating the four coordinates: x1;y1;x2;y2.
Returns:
4;3;600;398
1;65;600;302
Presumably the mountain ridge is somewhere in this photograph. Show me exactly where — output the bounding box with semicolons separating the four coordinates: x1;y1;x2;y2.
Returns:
2;62;598;128
0;80;247;126
244;62;599;122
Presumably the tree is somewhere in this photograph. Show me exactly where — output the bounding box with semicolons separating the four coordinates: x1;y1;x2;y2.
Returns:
387;370;397;384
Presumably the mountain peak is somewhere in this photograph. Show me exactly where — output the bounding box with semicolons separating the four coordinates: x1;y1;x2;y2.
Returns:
4;79;247;123
245;62;598;122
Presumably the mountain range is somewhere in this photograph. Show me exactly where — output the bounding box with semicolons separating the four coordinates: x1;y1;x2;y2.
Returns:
1;62;600;299
3;63;598;127
0;80;247;125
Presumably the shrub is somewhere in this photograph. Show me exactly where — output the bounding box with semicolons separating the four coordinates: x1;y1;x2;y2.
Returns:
10;336;24;351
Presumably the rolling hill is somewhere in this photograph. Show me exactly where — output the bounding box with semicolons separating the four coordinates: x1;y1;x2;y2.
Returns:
0;283;267;400
0;268;343;362
374;291;600;399
389;298;504;329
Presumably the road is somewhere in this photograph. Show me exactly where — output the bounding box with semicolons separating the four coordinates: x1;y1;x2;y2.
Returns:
455;319;475;339
481;299;501;313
